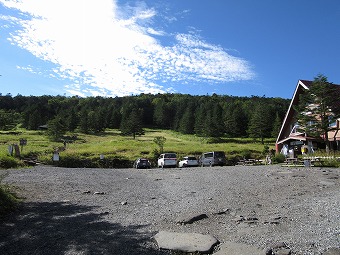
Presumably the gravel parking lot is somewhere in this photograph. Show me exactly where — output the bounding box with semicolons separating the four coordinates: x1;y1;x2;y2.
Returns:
0;165;339;254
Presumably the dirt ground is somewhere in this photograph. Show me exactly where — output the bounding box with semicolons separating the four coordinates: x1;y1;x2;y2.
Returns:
0;165;339;254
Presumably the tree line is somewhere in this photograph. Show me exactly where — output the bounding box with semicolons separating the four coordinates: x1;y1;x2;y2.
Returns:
0;93;290;142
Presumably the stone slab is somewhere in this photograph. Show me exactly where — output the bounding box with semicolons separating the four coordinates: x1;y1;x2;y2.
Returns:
323;248;340;255
154;231;219;253
176;213;208;224
214;241;263;255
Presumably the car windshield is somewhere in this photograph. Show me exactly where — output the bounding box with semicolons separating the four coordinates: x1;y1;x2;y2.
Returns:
214;152;225;158
165;153;176;158
140;159;149;163
187;157;197;160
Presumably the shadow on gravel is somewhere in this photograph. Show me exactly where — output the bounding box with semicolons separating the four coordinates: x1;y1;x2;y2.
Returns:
0;201;168;255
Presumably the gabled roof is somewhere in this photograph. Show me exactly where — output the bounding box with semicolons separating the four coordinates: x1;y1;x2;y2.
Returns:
276;80;310;144
276;79;340;145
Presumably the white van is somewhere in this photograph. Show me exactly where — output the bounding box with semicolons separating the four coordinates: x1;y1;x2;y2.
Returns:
157;153;177;168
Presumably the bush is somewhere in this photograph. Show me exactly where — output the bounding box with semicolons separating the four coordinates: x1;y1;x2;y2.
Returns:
241;150;252;159
0;176;19;218
272;153;286;163
0;155;24;169
54;154;132;168
0;183;19;216
313;159;340;168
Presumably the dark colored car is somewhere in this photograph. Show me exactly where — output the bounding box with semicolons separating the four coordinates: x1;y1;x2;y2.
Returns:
133;158;151;169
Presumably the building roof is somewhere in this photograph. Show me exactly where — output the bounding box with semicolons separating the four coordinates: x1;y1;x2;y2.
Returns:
276;79;340;145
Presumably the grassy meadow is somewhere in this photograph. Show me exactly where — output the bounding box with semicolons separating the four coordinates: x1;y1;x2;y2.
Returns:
0;128;276;168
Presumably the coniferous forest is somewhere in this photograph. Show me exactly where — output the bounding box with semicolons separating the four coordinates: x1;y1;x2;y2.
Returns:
0;93;290;140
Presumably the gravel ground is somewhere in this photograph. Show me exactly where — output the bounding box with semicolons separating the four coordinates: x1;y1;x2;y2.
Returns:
0;165;339;255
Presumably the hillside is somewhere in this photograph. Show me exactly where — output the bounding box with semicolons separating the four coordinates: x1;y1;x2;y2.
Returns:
0;128;275;168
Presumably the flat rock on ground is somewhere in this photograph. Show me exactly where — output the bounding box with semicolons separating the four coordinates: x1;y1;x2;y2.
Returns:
154;231;219;253
214;241;263;255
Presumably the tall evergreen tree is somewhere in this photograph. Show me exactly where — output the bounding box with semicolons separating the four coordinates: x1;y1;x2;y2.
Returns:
271;112;282;138
177;100;195;134
247;103;271;144
224;102;248;137
120;108;145;139
47;116;67;141
296;74;340;152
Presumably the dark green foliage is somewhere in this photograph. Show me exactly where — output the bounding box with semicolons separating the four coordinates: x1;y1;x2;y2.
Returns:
0;93;290;139
56;154;131;168
153;136;166;154
0;184;19;216
0;155;24;168
120;107;145;139
47;116;67;141
224;102;248;137
0;109;21;130
263;145;270;155
272;153;286;163
296;74;340;151
271;112;282;138
247;102;272;144
241;150;252;159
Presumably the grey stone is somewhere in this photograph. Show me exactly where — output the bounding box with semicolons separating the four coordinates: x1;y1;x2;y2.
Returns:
274;248;291;255
235;215;245;222
320;180;335;186
176;213;208;224
154;231;219;253
93;191;105;195
269;242;291;255
214;241;263;255
270;242;288;249
323;248;340;255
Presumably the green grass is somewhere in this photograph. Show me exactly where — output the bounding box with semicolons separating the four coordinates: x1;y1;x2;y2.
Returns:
0;128;276;167
0;173;20;216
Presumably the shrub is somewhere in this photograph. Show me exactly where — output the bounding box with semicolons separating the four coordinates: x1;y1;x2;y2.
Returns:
0;182;19;216
54;154;132;168
0;176;19;217
272;153;286;163
313;159;340;168
241;150;252;159
0;155;24;169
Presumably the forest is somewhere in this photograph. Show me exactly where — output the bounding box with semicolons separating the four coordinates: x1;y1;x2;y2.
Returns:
0;93;290;141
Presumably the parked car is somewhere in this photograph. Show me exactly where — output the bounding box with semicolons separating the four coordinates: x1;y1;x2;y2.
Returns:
157;153;177;168
178;156;199;168
199;151;227;166
133;158;151;169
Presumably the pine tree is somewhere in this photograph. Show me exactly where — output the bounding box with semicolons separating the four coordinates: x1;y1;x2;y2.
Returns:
178;102;195;134
120;108;145;139
225;103;248;137
296;74;340;152
47;116;67;141
247;103;271;144
271;112;282;138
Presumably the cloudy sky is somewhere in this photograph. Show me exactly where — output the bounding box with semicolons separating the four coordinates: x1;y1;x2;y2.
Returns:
0;0;339;98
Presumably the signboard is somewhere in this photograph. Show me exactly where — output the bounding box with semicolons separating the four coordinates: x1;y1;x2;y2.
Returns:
19;138;27;146
290;140;303;146
53;152;60;161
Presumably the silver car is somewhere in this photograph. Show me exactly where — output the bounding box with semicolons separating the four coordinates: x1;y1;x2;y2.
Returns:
199;151;227;166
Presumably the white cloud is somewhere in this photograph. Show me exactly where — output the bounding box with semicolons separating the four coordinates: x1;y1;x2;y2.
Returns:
0;0;255;96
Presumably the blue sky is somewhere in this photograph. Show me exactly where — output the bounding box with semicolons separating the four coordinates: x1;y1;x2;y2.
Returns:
0;0;339;99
